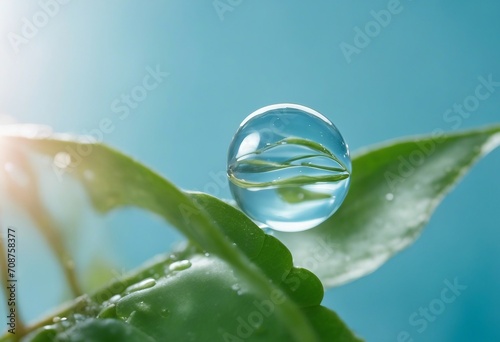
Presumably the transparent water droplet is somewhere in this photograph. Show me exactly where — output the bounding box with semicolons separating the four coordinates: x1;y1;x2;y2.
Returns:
385;193;394;201
168;260;192;272
227;104;351;232
136;301;150;312
125;278;156;293
159;308;170;318
53;152;71;169
109;294;121;303
262;227;274;235
73;314;86;323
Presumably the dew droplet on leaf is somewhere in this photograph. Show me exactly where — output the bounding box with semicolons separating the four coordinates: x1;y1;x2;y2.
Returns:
125;278;156;293
168;260;192;272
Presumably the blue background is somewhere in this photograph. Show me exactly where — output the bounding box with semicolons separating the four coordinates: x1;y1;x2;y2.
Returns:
1;1;499;341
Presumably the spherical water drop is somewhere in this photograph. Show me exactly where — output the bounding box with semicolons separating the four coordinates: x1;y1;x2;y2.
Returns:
227;104;351;232
385;193;394;201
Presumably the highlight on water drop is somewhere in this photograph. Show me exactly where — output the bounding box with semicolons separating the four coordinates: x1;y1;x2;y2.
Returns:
227;103;352;232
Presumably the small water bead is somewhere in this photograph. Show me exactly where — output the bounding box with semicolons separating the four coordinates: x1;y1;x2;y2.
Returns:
168;260;192;272
159;308;170;318
109;294;121;303
227;104;351;232
125;278;156;293
53;151;71;169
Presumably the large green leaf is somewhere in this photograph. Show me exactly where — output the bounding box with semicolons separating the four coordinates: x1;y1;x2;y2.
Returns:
274;125;500;287
22;251;359;342
0;127;361;342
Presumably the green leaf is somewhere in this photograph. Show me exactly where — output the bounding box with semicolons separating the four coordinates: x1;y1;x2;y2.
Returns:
25;252;360;342
274;125;500;287
0;127;361;342
46;319;156;342
112;254;301;341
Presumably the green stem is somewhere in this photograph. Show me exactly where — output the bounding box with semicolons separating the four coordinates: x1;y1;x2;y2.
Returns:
4;146;82;298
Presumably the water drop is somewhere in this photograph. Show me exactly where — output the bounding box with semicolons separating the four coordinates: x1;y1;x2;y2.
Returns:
109;294;121;303
159;308;170;318
227;104;351;232
136;301;150;312
125;278;156;293
262;227;274;235
168;260;192;272
385;193;394;201
53;152;71;169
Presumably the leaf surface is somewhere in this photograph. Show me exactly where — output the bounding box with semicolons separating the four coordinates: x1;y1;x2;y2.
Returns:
0;127;362;341
274;125;500;287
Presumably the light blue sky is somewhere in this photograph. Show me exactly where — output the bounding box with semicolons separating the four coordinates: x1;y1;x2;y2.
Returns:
1;1;499;341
